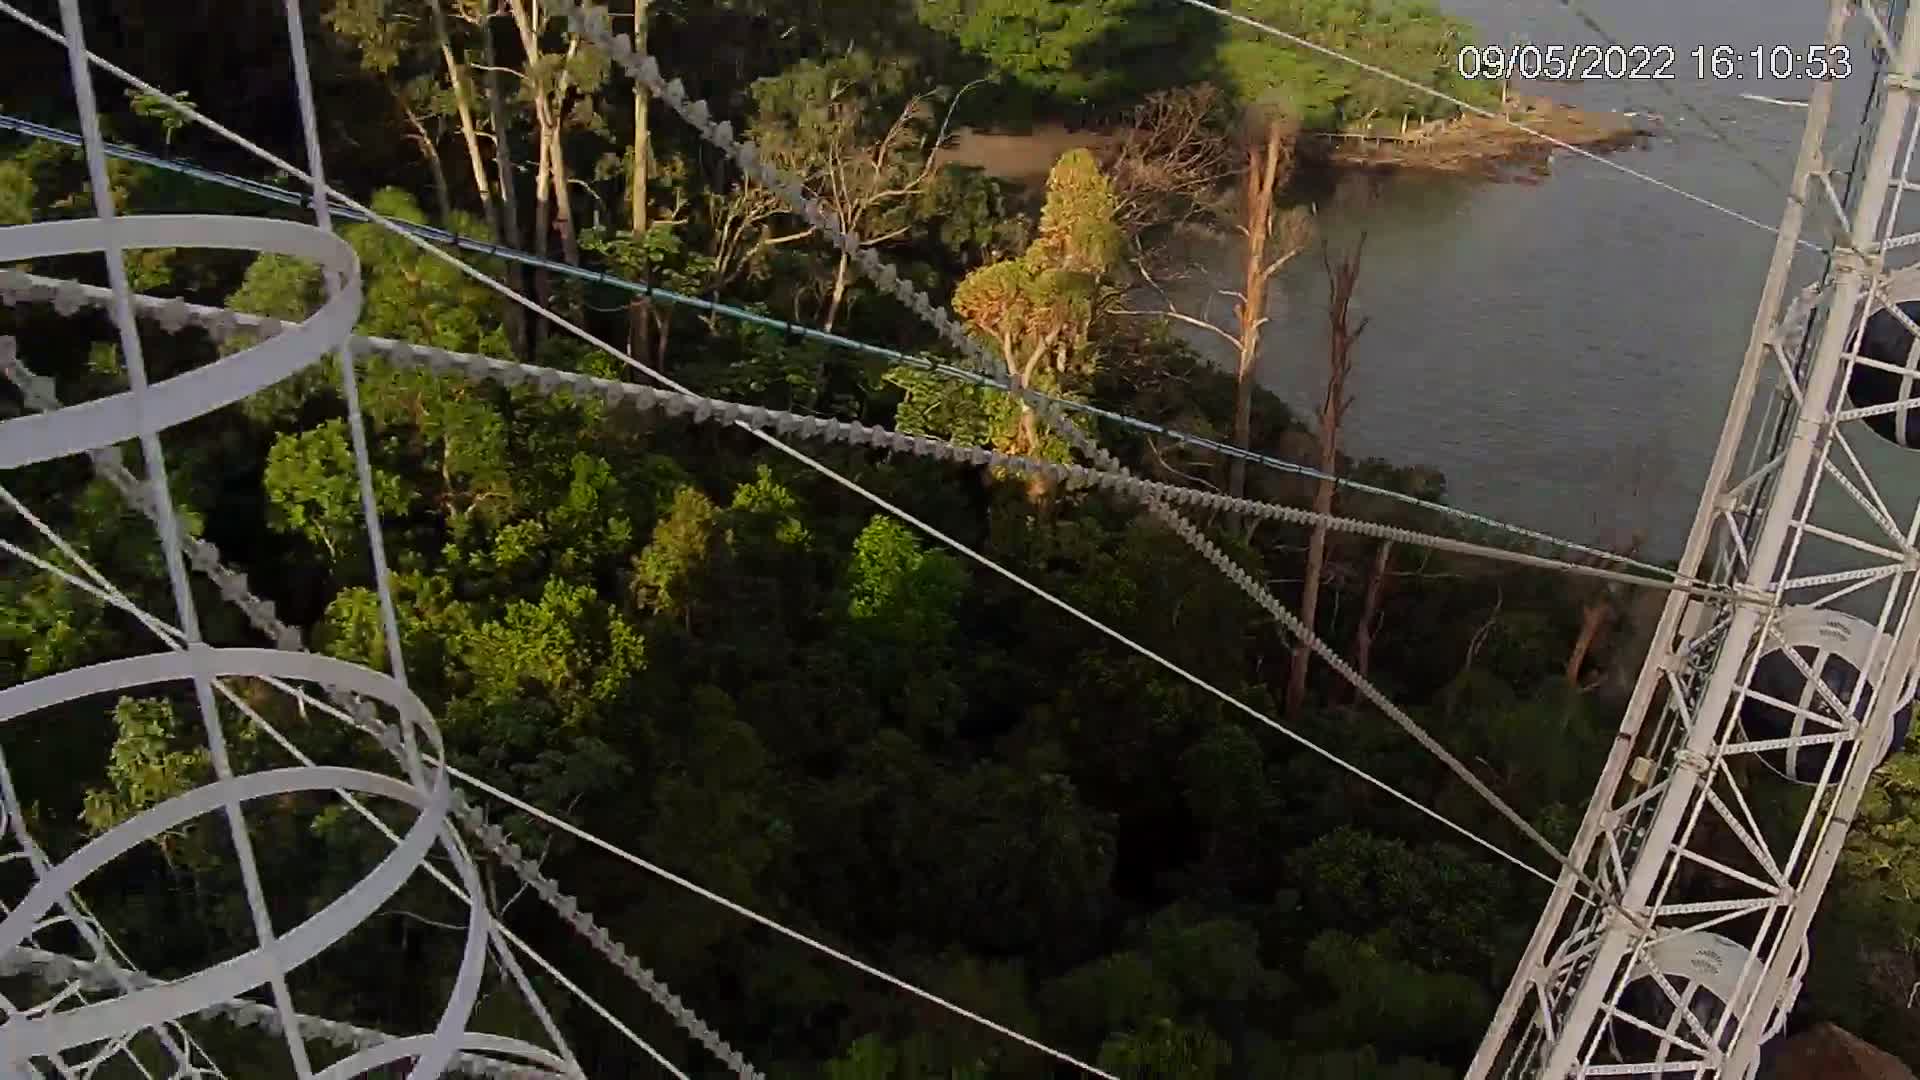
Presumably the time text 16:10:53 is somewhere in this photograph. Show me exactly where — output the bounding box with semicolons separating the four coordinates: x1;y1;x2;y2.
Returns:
1457;44;1854;83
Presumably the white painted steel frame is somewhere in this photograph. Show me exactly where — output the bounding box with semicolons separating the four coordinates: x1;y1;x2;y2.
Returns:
1471;1;1920;1076
0;4;578;1074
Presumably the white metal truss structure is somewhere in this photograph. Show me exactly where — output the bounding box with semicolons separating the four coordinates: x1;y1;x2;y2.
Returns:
25;0;1920;1074
1471;1;1920;1077
0;3;582;1078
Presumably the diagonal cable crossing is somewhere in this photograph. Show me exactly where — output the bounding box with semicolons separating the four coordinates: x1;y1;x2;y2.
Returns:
1;317;1591;1073
0;3;1717;1070
1;0;1600;908
0;339;1113;1079
552;0;1601;883
1170;0;1821;248
0;111;1689;582
0;267;1727;597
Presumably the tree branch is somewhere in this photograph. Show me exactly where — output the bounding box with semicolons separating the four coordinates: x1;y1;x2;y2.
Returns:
1110;306;1240;348
381;908;467;933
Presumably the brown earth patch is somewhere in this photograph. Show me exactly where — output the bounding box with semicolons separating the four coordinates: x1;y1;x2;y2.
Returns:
933;94;1645;189
932;124;1121;187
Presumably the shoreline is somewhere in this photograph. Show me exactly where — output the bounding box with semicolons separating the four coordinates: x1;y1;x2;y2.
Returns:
1312;93;1650;179
933;92;1649;188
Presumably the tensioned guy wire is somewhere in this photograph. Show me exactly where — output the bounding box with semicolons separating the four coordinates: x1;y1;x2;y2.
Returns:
0;306;1604;889
3;947;580;1080
1;260;1627;914
0;339;737;1076
0;339;1106;1078
549;0;1599;884
1171;0;1822;249
0;558;669;1079
1;0;1597;893
278;0;421;782
1;332;1581;1054
0;479;583;1080
49;1;317;1073
0;267;1729;597
1544;0;1789;191
6;0;1613;1011
0;111;1689;582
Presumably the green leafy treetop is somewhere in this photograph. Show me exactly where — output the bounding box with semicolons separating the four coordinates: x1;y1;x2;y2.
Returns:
914;0;1220;109
1028;146;1124;274
1216;0;1497;129
897;148;1119;465
916;0;1492;128
80;698;213;868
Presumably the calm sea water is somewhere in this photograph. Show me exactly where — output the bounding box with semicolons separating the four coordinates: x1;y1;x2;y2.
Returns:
1174;0;1914;564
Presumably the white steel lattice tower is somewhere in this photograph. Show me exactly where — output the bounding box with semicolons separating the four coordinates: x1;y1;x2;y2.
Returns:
0;2;580;1077
1472;1;1920;1077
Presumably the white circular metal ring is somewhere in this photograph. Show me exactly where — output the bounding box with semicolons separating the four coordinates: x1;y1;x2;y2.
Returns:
0;647;489;1075
0;215;360;470
316;1032;575;1079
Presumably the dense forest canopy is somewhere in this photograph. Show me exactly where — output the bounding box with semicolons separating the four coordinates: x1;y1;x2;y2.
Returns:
0;1;1916;1077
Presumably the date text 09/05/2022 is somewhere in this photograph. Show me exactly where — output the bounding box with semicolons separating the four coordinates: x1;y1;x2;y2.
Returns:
1457;43;1854;82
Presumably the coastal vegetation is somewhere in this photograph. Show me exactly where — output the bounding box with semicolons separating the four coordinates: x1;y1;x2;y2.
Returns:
0;1;1910;1076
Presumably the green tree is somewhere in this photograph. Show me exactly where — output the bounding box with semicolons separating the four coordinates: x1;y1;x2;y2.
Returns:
1294;930;1490;1061
1098;1016;1233;1078
847;515;967;646
0;7;1681;1074
0;158;35;225
79;697;211;864
1041;950;1180;1049
895;148;1118;463
749;51;943;331
826;1035;901;1080
915;0;1216;108
1217;0;1494;129
264;419;414;561
1290;827;1514;972
633;484;720;628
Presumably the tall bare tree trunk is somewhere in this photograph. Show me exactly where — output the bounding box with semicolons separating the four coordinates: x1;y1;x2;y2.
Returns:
1352;539;1393;684
478;9;527;355
1013;336;1048;460
627;0;653;364
1566;533;1645;689
504;0;563;339
532;132;553;348
400;103;454;228
1567;601;1613;689
428;0;497;239
1286;235;1367;722
547;124;581;269
1229;116;1288;500
1288;430;1338;720
824;249;852;332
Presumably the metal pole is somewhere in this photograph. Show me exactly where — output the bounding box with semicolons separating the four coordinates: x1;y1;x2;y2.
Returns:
1465;4;1842;1073
1723;580;1920;1077
1537;4;1920;1073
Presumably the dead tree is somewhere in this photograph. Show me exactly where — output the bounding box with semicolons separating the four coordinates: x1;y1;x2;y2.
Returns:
1351;538;1394;684
427;0;501;244
1228;111;1310;501
1107;91;1310;498
475;2;528;354
1107;84;1238;240
1565;532;1647;690
814;92;944;332
628;0;653;366
1287;234;1368;722
1567;439;1667;690
498;0;588;336
440;0;527;353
